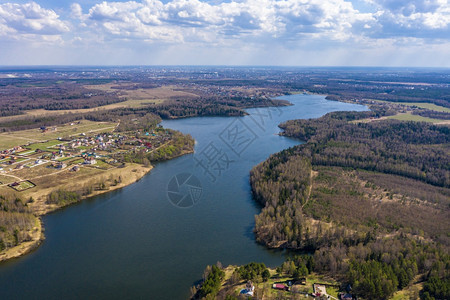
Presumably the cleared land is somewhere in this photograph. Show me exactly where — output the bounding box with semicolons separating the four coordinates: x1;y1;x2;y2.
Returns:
385;111;447;123
371;100;450;113
84;84;199;108
0;120;117;149
353;111;449;124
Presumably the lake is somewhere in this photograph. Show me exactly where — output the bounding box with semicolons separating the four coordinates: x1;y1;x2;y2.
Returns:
0;94;367;299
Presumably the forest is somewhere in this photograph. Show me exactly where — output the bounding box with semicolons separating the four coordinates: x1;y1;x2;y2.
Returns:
249;111;450;299
0;94;289;133
146;97;290;119
413;109;450;120
0;191;37;252
278;112;449;187
0;80;124;117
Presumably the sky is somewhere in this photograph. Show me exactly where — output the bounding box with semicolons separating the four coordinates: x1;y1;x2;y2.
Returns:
0;0;449;66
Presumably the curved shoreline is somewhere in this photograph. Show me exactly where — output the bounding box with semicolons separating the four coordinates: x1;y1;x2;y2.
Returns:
0;163;154;263
0;144;195;263
0;218;43;263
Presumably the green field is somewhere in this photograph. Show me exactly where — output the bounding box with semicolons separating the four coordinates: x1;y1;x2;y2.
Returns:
386;112;445;123
70;158;85;164
0;157;28;164
94;160;113;169
0;135;31;150
371;99;450;113
9;180;36;191
56;156;73;162
398;102;450;112
27;140;64;151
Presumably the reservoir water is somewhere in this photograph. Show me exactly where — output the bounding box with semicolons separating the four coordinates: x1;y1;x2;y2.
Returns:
0;94;367;299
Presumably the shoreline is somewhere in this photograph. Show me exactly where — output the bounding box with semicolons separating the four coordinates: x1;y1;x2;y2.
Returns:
0;146;195;263
0;162;153;263
0;217;43;263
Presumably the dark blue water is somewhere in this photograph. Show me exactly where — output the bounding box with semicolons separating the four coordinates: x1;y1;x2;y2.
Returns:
0;94;367;299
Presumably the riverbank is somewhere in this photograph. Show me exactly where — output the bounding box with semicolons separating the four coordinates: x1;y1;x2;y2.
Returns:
28;163;154;216
0;163;153;262
0;216;42;262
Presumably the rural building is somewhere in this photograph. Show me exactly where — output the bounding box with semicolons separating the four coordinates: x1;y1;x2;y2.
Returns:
84;158;96;165
272;283;289;291
240;281;255;296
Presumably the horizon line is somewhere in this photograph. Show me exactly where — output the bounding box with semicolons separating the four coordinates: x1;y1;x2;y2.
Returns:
1;65;449;70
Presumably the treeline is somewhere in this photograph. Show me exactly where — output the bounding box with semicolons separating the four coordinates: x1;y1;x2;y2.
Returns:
0;96;288;133
234;262;270;282
250;155;311;248
238;237;449;300
46;175;123;206
146;97;289;119
0;192;37;252
191;264;225;300
289;76;450;109
146;131;194;162
413;109;450;120
276;254;314;279
0;80;123;116
279;112;449;187
0;107;161;132
114;129;195;163
313;236;449;300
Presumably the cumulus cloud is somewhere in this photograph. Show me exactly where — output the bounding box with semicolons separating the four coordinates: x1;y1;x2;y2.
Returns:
367;0;450;37
68;0;448;44
70;3;83;19
72;0;376;43
0;0;449;65
0;2;69;37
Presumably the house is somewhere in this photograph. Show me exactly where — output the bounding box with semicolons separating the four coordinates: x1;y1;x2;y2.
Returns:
55;163;67;169
240;281;255;296
84;158;96;165
272;283;289;291
313;284;327;298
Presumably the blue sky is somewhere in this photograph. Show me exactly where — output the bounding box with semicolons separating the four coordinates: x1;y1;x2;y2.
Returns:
0;0;449;66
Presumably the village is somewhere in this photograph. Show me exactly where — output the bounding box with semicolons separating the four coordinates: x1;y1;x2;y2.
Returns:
0;122;173;192
208;264;357;300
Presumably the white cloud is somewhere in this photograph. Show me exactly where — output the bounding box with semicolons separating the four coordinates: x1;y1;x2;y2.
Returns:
0;2;69;37
73;0;379;43
0;0;449;66
70;3;83;19
71;0;449;44
367;0;450;37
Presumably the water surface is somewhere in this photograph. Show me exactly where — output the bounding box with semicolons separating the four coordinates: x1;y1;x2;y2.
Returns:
0;94;367;299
